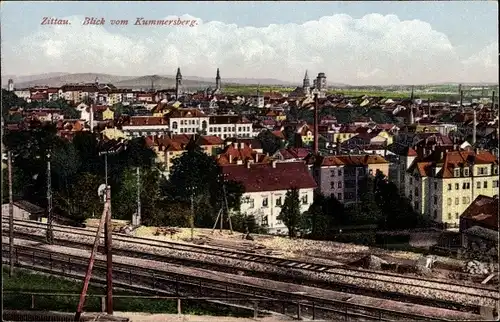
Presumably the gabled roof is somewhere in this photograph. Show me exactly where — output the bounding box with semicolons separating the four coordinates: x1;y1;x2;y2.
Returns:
221;161;317;193
461;195;498;231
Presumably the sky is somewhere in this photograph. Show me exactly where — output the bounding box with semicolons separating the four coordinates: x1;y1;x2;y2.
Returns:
1;1;498;85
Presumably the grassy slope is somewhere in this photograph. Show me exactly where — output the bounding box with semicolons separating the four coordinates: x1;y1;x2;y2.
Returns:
2;266;250;317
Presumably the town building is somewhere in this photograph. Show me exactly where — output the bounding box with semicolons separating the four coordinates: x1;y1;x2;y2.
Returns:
222;161;317;235
405;149;499;229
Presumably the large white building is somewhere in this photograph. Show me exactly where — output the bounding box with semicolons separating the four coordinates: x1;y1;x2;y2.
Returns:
208;115;254;139
406;149;499;229
165;108;210;135
222;161;317;235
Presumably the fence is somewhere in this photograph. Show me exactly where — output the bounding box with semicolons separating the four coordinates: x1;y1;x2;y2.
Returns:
2;291;390;321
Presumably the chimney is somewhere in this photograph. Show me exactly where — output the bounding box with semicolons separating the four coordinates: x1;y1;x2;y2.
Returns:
272;160;277;168
313;93;319;155
233;142;238;149
472;109;477;145
440;151;444;160
246;160;253;168
460;90;464;107
255;153;259;163
229;154;233;164
240;142;245;149
423;147;426;156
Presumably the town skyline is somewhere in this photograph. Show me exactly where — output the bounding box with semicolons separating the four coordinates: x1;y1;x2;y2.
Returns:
1;1;498;85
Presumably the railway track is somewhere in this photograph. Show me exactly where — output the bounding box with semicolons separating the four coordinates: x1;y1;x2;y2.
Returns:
3;218;499;312
3;243;462;322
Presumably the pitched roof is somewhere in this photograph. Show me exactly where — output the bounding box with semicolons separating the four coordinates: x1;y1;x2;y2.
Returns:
461;195;498;231
334;154;389;166
221;161;317;192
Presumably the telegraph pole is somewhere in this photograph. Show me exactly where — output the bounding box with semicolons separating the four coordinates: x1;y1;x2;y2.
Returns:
46;151;53;244
105;186;113;315
8;151;14;277
190;187;194;241
135;167;141;226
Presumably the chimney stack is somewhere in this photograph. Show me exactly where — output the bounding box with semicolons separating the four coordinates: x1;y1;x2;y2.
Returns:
472;108;477;145
313;93;319;155
255;153;259;163
271;160;277;168
336;137;341;155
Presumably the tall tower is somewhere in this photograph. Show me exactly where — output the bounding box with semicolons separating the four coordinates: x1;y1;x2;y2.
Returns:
215;68;221;92
94;77;99;86
7;79;14;92
175;67;182;99
303;70;310;96
316;73;327;98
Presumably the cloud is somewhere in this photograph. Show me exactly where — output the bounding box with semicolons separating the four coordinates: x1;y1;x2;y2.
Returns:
3;13;498;85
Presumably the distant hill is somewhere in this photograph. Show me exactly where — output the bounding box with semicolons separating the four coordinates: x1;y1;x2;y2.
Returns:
6;73;300;89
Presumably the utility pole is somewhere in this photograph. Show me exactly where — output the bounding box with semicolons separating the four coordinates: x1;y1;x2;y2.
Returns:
8;151;14;277
105;186;113;315
135;167;141;226
190;189;194;241
46;151;53;244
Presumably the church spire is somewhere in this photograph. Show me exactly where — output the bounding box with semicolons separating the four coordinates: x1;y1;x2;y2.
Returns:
175;67;182;100
215;68;221;91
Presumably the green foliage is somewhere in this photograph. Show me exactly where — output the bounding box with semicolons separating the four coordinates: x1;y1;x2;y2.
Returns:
346;175;382;225
277;188;302;238
231;212;268;234
1;89;26;121
256;129;282;154
45;99;81;119
55;172;103;222
304;193;346;239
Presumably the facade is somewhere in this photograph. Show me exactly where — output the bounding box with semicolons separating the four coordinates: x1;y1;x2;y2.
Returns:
405;149;499;228
207;115;254;139
311;154;390;203
166;108;209;135
122;116;170;137
222;161;317;234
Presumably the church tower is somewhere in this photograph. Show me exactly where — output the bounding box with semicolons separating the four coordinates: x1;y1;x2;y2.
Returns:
175;67;182;99
303;70;310;96
215;68;221;92
7;79;14;92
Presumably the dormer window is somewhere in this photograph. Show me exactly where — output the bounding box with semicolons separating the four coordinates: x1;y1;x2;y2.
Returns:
494;166;498;175
454;169;460;177
463;168;469;176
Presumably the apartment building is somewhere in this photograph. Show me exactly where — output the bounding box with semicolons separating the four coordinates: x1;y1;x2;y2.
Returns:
121;116;170;137
207;115;254;139
311;154;390;203
405;149;499;228
166;108;210;135
222;161;317;235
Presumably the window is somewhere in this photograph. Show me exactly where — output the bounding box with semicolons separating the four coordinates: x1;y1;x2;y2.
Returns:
464;168;469;176
330;182;335;189
337;193;342;200
262;215;268;226
454;169;460;177
433;196;437;205
414;202;419;210
338;169;342;176
409;194;413;201
275;197;282;207
248;199;254;208
455;213;459;220
455;198;459;205
262;198;268;207
479;167;485;175
330;169;336;177
447;198;452;206
414;188;419;197
409;177;413;185
455;183;459;190
462;197;467;204
434;182;438;190
465;182;470;189
477;181;481;189
494;166;498;175
494;180;499;188
447;213;452;220
433;210;437;219
172;121;178;129
301;195;308;204
338;182;342;188
448;184;452;191
484;181;488;188
462;182;467;189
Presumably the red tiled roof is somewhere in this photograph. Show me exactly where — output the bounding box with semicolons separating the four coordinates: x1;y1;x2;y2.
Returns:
221;161;317;192
125;116;167;126
461;195;498;231
198;135;224;146
334;154;389;166
278;148;311;160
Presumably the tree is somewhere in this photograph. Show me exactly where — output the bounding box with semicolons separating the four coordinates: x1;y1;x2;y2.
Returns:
55;172;103;223
277;188;302;238
347;174;382;225
256;130;282;155
46;99;81;119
